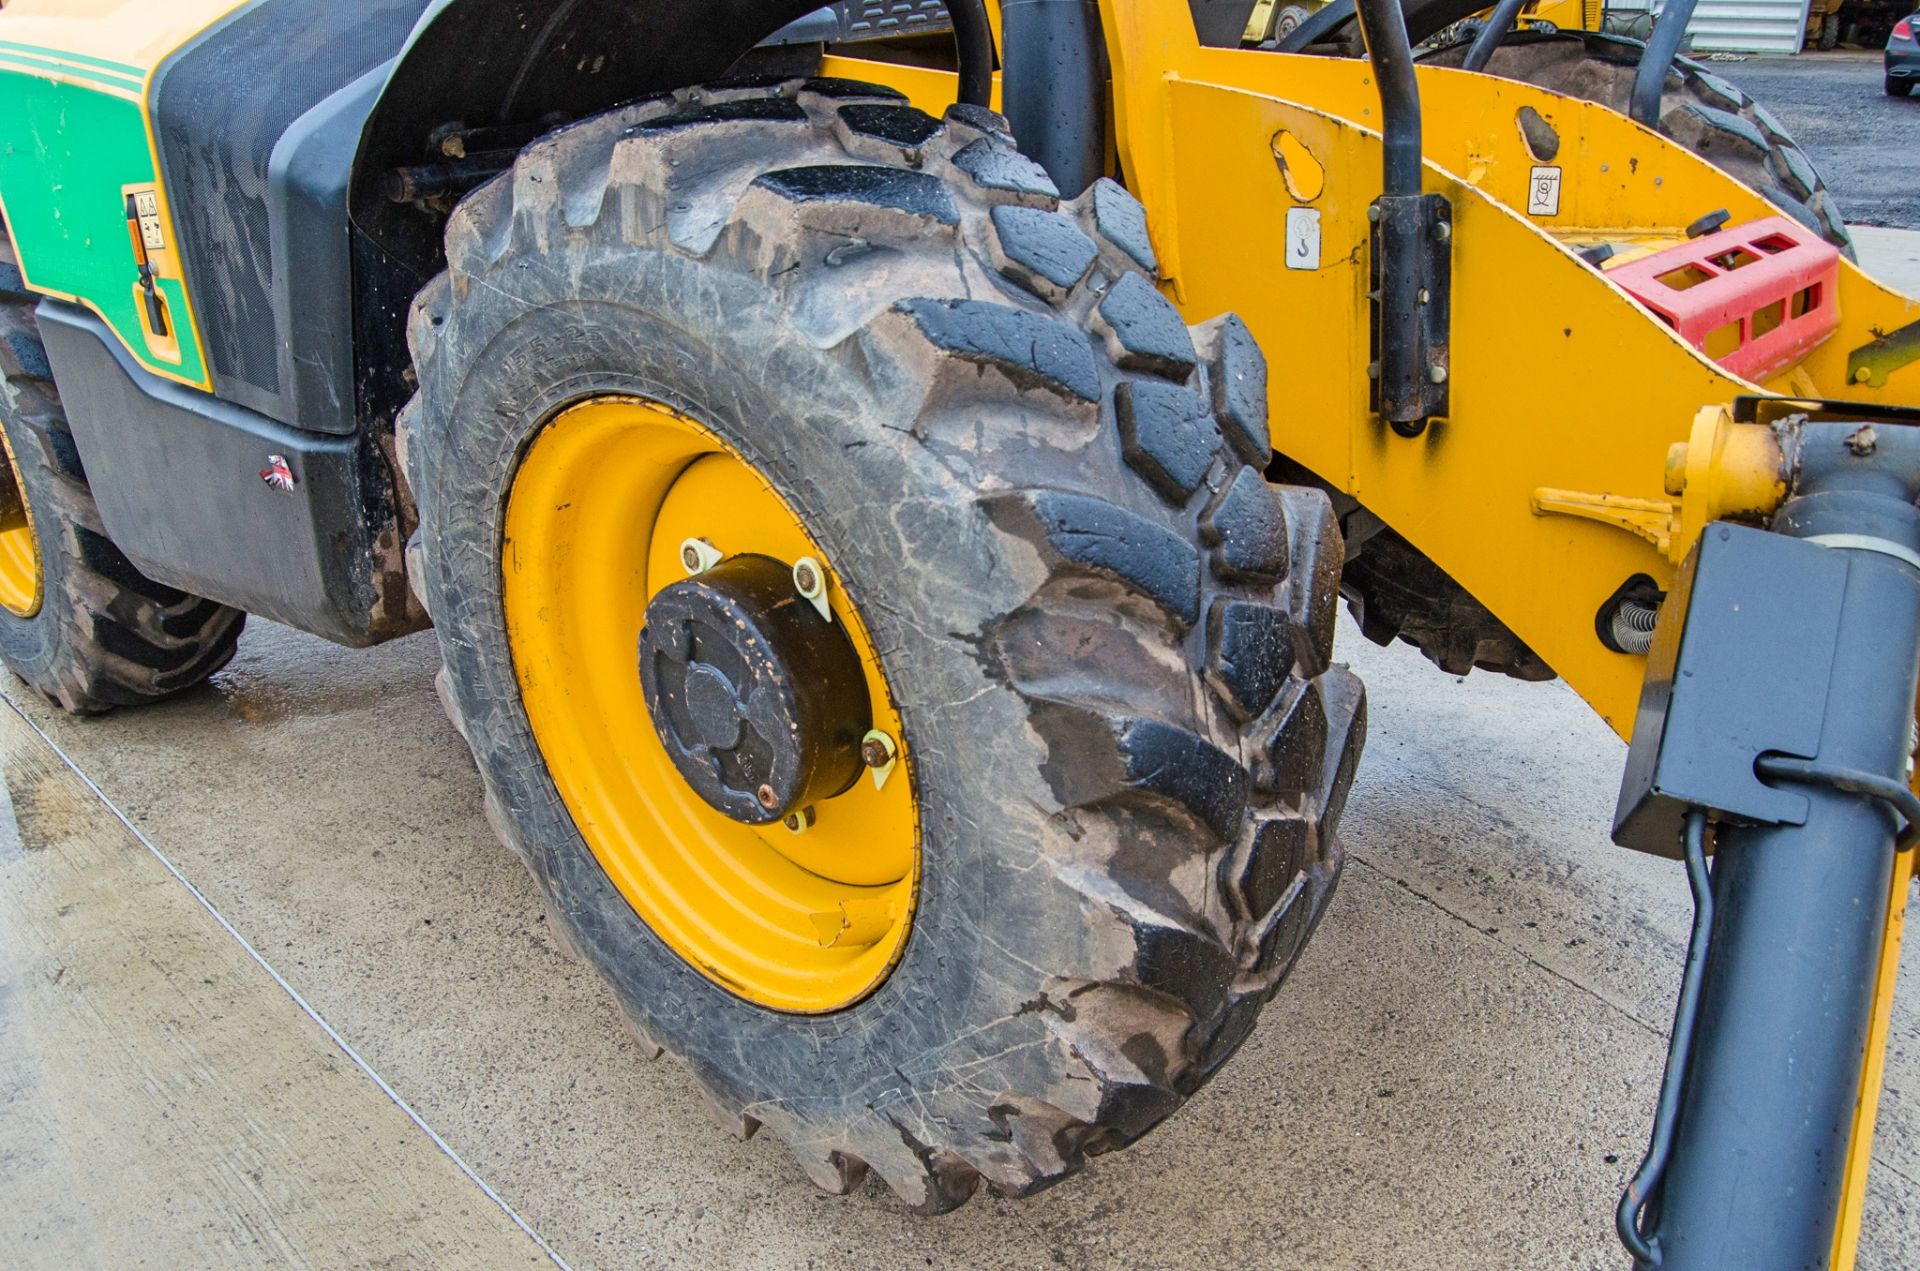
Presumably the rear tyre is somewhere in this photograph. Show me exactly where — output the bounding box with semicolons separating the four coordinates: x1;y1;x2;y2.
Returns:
0;245;243;713
1422;31;1855;254
1273;4;1312;40
404;80;1364;1208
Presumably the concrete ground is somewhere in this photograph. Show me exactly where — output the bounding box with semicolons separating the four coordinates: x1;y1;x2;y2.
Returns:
1716;53;1920;230
2;264;1918;1265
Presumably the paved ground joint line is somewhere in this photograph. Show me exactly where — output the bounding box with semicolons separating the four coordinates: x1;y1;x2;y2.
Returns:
5;696;575;1271
1348;853;1672;1041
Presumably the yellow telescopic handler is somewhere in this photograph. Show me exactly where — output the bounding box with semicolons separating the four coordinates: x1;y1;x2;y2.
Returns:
0;0;1914;1264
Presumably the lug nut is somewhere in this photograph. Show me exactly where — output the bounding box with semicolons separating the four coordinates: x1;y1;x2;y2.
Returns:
681;537;722;575
1428;364;1448;385
793;555;833;621
784;806;816;834
860;728;898;790
756;783;779;811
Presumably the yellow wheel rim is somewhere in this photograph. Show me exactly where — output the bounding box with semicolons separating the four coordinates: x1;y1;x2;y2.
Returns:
0;426;41;619
503;397;918;1013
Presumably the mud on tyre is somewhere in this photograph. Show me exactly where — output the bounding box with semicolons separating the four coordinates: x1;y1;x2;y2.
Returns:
402;80;1365;1207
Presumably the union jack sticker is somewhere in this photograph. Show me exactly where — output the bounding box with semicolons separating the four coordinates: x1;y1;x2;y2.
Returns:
260;454;295;492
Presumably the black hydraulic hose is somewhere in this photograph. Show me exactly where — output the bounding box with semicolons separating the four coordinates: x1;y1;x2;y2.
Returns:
949;0;995;109
1351;0;1422;196
1629;0;1698;127
1000;0;1105;198
1461;0;1532;72
1616;809;1713;1268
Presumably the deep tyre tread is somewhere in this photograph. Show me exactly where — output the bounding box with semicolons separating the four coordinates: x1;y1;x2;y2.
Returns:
403;79;1363;1211
1421;31;1855;255
0;247;243;714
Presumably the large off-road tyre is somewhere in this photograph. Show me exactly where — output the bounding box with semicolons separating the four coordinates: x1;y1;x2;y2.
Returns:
402;79;1365;1209
1336;505;1556;681
1422;31;1854;254
1267;457;1556;682
0;244;243;714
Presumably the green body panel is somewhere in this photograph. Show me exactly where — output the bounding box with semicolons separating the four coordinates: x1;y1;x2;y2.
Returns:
0;56;207;385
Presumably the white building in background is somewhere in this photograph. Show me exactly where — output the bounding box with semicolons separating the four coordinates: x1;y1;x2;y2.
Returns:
1608;0;1814;53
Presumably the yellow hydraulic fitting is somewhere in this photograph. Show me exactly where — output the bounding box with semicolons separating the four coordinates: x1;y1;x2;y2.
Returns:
1664;405;1790;561
1534;405;1788;566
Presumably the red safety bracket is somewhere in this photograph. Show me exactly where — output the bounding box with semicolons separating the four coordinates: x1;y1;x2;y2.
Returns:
1608;216;1840;382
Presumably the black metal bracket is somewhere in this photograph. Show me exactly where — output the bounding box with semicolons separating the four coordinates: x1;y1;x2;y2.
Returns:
1368;193;1452;433
1612;521;1848;857
1755;755;1920;852
1353;0;1452;435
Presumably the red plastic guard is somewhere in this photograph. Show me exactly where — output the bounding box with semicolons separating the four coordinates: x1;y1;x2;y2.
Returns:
1607;216;1840;381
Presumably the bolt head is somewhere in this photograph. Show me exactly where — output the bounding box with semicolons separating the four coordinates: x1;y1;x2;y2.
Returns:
680;537;720;575
756;783;779;811
1428;365;1448;385
1367;204;1381;223
861;736;893;768
795;562;819;593
1432;222;1451;243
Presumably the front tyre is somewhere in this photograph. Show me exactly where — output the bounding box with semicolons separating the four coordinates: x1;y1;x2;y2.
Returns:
403;81;1364;1208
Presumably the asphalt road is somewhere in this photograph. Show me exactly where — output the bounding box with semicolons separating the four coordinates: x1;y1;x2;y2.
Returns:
1715;53;1920;229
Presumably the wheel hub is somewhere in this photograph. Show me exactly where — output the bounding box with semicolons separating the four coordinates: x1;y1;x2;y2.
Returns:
638;553;871;824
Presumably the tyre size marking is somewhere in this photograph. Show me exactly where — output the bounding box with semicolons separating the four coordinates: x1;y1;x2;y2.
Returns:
1529;166;1562;217
1285;207;1321;271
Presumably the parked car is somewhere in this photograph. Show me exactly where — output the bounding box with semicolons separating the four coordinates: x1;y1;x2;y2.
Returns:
1890;12;1919;95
